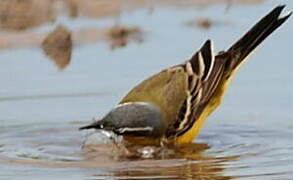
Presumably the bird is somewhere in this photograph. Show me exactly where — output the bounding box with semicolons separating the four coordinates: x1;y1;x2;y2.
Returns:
79;5;291;145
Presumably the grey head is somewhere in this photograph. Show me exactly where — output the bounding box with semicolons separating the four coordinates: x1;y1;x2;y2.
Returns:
79;102;166;138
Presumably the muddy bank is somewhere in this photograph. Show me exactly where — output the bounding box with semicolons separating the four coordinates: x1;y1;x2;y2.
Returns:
0;0;54;31
42;25;72;70
0;0;263;31
0;0;262;51
0;25;142;50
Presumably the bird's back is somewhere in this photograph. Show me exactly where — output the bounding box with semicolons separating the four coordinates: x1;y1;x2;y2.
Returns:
120;65;188;128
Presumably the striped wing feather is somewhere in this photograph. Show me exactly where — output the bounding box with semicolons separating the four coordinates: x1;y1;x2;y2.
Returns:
166;40;227;138
166;6;292;138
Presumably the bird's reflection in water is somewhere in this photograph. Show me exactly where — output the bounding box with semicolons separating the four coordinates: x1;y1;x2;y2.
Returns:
82;138;237;180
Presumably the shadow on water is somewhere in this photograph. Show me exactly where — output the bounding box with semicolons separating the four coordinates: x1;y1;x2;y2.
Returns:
1;123;293;179
0;124;238;179
0;126;237;179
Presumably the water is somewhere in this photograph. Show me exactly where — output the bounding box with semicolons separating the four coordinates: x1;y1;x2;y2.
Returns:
1;0;293;179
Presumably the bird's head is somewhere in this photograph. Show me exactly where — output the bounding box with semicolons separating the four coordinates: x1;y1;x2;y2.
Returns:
79;102;166;138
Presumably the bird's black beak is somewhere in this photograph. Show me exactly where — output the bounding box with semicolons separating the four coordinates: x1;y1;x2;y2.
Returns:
78;124;95;130
79;120;103;131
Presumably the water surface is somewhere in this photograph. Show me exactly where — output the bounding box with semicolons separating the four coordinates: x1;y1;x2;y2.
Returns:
1;0;293;179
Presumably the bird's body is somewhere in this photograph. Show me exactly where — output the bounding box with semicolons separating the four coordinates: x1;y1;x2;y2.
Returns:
80;5;291;145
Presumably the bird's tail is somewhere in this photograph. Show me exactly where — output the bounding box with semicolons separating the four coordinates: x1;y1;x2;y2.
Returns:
225;5;291;72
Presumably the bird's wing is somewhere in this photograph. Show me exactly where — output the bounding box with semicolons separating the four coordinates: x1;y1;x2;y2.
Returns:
120;40;227;138
165;40;228;138
165;5;292;138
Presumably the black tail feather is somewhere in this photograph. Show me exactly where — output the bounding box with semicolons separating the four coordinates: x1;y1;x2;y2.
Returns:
227;5;291;69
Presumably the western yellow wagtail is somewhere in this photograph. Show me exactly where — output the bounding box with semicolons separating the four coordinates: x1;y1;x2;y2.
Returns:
80;5;291;145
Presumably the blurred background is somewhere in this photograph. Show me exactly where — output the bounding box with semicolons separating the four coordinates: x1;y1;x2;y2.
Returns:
0;0;292;179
